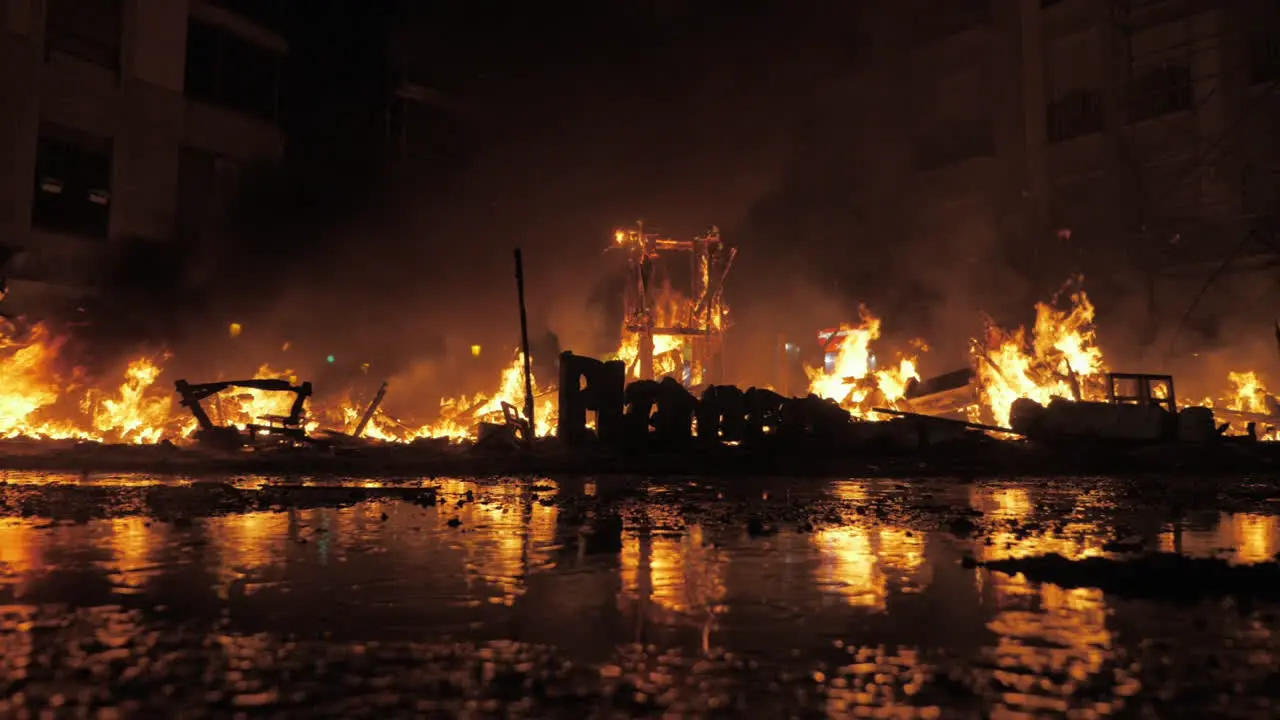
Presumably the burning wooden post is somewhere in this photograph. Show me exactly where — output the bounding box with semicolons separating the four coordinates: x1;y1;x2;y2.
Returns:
514;249;536;445
353;381;388;438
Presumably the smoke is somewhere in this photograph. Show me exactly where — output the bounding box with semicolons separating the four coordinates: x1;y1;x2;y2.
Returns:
1132;267;1280;400
42;1;1131;408
59;1;429;384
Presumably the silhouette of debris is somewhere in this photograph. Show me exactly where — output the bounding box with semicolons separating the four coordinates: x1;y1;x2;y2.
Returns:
975;552;1280;604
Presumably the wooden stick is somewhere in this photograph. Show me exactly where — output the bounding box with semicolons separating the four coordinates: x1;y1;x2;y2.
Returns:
514;249;536;445
871;407;1022;435
353;381;388;438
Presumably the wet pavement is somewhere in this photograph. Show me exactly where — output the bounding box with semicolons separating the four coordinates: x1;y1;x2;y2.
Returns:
1;473;1279;718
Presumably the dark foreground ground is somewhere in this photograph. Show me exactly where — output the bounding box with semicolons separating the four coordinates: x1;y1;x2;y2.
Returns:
2;433;1279;480
1;472;1279;718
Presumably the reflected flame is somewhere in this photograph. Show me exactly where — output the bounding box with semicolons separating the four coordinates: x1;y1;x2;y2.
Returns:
105;516;162;592
0;518;38;576
648;526;725;615
811;526;886;609
1230;514;1278;565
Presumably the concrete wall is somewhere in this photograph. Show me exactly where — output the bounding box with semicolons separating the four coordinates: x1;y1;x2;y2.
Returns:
0;0;284;314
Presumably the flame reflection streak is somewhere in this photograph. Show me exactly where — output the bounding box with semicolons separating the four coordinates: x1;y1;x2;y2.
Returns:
972;486;1106;563
104;516;167;594
823;646;941;718
438;480;559;605
1230;514;1278;565
811;526;887;610
984;578;1122;717
208;511;291;598
1162;513;1280;565
620;521;727;616
648;526;725;616
0;518;40;580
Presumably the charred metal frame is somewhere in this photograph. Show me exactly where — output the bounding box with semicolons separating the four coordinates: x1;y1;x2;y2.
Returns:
612;221;735;386
175;377;314;445
1106;372;1177;413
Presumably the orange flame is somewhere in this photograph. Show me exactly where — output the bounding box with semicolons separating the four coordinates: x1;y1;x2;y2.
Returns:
0;275;1270;445
803;307;921;418
972;288;1105;427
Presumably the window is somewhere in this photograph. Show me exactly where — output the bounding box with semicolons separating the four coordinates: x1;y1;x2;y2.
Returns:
912;0;989;44
1047;90;1104;142
31;123;113;239
1251;33;1280;85
1126;63;1191;122
45;0;122;70
916;119;995;170
185;19;281;120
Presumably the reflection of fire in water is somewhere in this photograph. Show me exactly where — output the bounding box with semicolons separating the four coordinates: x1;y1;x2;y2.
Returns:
811;526;886;610
984;579;1126;715
1230;514;1278;564
818;482;928;596
876;528;926;576
438;480;558;604
620;519;726;619
823;646;939;716
1165;512;1280;565
208;511;290;596
105;516;166;593
973;486;1135;714
973;487;1106;562
0;518;39;577
648;526;725;615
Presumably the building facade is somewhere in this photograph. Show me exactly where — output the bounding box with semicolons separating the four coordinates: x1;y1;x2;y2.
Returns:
826;0;1278;346
0;0;286;315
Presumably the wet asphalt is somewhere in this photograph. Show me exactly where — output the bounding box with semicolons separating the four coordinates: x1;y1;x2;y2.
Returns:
1;472;1278;718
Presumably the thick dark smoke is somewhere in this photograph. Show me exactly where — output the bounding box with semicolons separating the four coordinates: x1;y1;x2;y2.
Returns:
52;1;1242;409
63;1;417;382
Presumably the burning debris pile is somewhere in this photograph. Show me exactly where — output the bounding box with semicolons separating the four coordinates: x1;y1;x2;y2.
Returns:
0;222;1274;475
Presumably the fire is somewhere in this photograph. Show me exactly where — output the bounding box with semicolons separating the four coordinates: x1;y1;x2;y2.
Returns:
1206;370;1279;439
803;306;921;417
0;323;84;439
82;358;178;444
1225;371;1271;415
0;270;1273;447
972;287;1105;428
421;351;556;440
615;280;716;384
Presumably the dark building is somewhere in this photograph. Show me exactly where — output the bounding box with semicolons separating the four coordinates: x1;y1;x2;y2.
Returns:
812;0;1279;344
0;0;288;315
0;0;459;319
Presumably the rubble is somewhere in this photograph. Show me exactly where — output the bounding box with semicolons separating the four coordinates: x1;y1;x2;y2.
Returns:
969;552;1280;605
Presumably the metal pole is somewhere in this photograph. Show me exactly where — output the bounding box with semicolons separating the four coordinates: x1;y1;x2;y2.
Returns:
514;248;536;444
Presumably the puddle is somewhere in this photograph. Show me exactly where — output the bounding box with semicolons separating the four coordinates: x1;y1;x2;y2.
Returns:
0;475;1277;716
